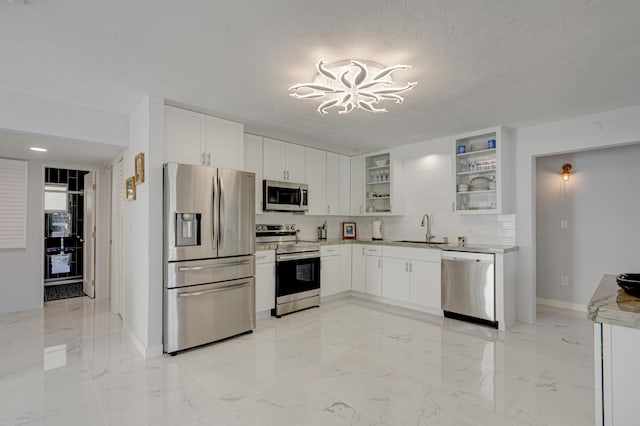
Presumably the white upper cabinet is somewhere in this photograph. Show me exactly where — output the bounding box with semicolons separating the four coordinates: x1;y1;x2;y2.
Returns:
164;105;244;169
164;106;205;165
243;134;263;214
350;155;364;215
453;126;511;214
305;147;327;215
364;152;404;215
326;152;350;216
204;115;244;170
263;138;306;183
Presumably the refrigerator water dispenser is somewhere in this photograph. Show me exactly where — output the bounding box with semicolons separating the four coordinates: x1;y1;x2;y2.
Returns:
176;213;201;246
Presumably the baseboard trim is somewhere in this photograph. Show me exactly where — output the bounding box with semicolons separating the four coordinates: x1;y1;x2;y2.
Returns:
320;291;351;304
123;322;163;359
537;297;587;312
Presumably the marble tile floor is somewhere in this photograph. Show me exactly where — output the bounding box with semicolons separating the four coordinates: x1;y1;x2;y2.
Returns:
0;296;595;425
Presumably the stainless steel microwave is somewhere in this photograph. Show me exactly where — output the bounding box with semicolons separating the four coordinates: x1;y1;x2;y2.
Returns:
263;180;308;212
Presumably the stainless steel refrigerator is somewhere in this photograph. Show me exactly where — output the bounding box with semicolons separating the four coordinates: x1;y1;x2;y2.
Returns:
163;163;256;354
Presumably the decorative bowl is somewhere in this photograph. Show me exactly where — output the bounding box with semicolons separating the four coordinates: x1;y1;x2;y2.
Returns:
375;159;389;167
457;184;469;192
616;274;640;297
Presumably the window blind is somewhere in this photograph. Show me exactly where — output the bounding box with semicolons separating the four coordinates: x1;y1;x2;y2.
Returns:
0;158;28;249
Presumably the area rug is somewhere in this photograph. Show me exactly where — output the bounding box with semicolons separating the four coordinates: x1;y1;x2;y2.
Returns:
44;282;85;302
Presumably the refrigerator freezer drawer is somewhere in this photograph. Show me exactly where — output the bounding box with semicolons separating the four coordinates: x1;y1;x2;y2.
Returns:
164;277;256;354
165;255;255;289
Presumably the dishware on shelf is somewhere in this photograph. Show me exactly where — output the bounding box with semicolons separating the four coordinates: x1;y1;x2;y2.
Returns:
488;139;496;149
457;145;466;154
469;176;490;191
457;184;469;192
375;159;389;167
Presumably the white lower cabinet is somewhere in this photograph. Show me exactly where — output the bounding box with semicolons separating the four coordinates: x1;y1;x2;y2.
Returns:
381;257;410;302
595;322;640;426
321;244;352;297
320;245;340;297
338;245;352;293
409;259;441;310
255;250;275;314
363;246;382;296
351;244;365;292
382;246;441;310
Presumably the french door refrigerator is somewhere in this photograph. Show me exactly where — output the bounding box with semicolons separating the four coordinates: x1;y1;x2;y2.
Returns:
163;163;256;354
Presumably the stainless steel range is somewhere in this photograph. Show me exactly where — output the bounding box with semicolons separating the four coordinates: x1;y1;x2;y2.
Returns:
256;224;320;317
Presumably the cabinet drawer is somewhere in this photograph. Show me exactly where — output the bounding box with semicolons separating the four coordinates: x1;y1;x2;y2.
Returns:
255;250;275;264
321;245;340;257
383;246;441;262
363;245;382;256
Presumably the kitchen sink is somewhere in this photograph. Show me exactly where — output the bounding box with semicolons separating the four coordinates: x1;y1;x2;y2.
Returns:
396;240;448;245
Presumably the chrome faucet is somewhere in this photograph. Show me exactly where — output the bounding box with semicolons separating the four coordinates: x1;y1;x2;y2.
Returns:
420;213;434;243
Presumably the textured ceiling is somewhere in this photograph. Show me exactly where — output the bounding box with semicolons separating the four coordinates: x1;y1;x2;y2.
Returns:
1;0;640;155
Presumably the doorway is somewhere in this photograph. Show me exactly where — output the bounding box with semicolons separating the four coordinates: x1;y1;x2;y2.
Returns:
43;167;95;302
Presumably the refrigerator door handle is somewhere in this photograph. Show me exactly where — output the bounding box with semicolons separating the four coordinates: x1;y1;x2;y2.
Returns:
212;174;218;251
218;175;225;249
177;280;251;298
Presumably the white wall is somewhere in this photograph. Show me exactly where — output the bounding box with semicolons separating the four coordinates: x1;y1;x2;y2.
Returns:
0;161;43;313
0;88;128;147
123;95;164;357
515;103;640;323
536;145;640;308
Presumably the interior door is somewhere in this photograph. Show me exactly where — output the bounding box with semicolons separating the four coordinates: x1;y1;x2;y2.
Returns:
217;168;255;258
83;171;96;298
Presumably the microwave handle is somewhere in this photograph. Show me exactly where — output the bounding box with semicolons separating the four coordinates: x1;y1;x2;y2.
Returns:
299;187;303;207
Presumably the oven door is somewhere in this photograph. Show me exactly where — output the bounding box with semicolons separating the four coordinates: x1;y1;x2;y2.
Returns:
276;252;320;302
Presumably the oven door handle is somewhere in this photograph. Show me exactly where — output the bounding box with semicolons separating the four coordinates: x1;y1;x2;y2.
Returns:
277;252;320;262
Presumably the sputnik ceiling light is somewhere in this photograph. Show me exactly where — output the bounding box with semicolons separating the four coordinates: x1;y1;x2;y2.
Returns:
289;59;417;115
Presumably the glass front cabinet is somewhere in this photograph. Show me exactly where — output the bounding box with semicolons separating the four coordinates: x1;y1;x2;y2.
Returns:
453;126;511;214
363;152;404;215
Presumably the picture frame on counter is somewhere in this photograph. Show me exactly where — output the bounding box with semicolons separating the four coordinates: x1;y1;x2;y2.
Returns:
125;176;136;201
134;152;145;184
342;222;356;240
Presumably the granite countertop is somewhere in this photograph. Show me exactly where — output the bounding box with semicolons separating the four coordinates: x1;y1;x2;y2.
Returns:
588;274;640;329
307;239;518;254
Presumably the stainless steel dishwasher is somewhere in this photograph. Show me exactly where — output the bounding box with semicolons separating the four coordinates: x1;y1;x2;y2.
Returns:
441;251;497;328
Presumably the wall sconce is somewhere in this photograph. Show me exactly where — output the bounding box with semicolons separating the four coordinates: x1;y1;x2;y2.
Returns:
560;163;573;181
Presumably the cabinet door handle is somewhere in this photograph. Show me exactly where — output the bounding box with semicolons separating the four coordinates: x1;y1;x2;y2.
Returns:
207;152;211;165
286;170;290;180
405;262;408;272
377;259;380;269
359;206;362;214
327;205;330;214
452;202;455;212
201;152;206;164
283;170;286;180
409;262;412;273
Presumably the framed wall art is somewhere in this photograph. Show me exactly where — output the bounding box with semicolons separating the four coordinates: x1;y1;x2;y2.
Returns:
342;222;356;240
125;176;136;201
134;152;145;184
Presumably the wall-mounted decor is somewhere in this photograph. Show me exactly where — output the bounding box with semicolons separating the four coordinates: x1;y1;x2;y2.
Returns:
135;152;145;184
126;176;136;201
342;222;357;240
